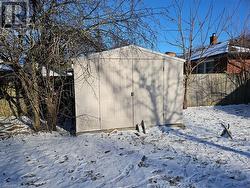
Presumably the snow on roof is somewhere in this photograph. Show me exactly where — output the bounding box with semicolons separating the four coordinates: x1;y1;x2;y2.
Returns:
41;66;60;77
230;45;250;53
191;41;250;61
0;64;71;76
0;64;13;72
191;41;229;60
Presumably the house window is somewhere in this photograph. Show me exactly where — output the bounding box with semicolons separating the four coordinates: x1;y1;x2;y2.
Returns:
197;63;205;73
196;59;215;73
205;61;215;73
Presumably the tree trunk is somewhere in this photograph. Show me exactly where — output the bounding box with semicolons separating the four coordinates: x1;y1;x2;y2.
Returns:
18;62;41;131
44;68;58;131
46;95;58;131
183;75;189;109
31;60;42;131
32;100;41;131
14;82;23;116
19;77;41;131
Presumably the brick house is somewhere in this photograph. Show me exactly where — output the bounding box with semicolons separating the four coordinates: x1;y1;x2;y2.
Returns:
191;34;250;74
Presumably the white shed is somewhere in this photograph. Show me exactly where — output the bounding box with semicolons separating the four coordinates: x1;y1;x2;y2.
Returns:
74;45;185;133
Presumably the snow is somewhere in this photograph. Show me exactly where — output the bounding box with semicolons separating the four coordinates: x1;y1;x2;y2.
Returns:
190;41;250;60
0;116;33;138
0;104;250;188
0;64;13;72
191;42;229;60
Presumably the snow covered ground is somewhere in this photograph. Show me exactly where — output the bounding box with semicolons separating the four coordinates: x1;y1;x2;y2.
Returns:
0;104;250;188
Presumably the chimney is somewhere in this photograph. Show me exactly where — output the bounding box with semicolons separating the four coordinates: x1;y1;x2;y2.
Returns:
210;33;217;45
165;52;176;57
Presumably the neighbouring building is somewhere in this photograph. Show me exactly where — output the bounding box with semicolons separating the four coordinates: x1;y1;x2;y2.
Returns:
191;33;250;74
185;34;250;107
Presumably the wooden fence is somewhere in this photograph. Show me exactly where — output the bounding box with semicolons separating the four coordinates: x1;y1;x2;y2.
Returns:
187;73;250;107
1;74;250;117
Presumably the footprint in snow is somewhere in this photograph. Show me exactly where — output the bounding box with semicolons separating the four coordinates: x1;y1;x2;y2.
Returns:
21;173;36;179
38;164;46;169
138;155;149;167
68;169;74;173
223;170;247;181
119;150;135;156
57;155;69;164
215;159;228;165
161;175;183;186
21;180;46;187
74;170;104;183
152;169;164;174
21;173;47;187
25;157;37;165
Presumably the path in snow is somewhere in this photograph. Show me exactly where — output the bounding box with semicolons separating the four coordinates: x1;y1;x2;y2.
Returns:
0;104;250;188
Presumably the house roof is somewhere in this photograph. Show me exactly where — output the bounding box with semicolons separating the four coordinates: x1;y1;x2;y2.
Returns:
41;66;60;77
191;41;250;61
86;44;186;62
0;64;13;72
41;66;73;77
0;63;72;76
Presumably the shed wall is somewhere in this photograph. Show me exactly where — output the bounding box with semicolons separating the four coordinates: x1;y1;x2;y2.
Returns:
74;46;184;132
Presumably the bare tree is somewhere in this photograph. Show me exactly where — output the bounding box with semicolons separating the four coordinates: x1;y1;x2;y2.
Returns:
163;0;239;108
0;0;159;131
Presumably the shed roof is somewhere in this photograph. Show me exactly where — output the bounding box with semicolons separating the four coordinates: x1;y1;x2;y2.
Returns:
86;45;185;62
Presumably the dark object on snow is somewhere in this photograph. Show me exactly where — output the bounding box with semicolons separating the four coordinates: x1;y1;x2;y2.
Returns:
135;120;147;134
138;155;148;167
134;132;140;137
135;124;141;132
141;120;147;134
220;123;233;139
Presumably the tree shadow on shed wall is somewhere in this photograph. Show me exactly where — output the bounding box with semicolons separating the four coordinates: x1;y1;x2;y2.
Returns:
96;46;183;128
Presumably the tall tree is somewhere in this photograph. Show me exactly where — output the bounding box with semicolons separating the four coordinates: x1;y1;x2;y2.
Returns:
0;0;158;131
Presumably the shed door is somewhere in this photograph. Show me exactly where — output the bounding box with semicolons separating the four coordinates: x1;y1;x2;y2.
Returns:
99;59;133;129
133;59;164;126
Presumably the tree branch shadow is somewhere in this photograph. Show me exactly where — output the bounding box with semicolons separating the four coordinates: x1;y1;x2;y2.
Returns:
159;126;250;158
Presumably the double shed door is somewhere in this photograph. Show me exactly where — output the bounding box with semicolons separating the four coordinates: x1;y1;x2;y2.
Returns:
99;58;165;129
